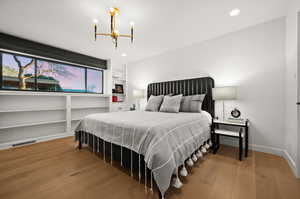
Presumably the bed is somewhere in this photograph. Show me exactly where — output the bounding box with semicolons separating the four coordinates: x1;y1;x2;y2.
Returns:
75;77;215;198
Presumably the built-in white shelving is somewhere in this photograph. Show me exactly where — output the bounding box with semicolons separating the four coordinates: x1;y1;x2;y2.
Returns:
0;90;111;97
0;120;67;130
0;92;110;149
71;106;108;110
71;118;81;121
111;65;129;110
0;107;66;113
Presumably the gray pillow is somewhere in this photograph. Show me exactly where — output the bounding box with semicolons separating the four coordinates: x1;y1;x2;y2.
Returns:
145;95;164;112
159;94;183;113
180;94;206;112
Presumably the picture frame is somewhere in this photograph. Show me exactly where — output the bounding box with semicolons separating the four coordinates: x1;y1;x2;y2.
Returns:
114;84;124;94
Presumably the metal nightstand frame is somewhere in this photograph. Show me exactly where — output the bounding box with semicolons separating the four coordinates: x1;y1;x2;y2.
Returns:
211;119;249;161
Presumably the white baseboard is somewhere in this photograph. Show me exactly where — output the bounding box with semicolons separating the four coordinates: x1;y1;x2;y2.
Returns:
0;132;74;150
249;144;297;176
282;150;297;176
221;137;297;176
221;137;283;155
249;143;283;156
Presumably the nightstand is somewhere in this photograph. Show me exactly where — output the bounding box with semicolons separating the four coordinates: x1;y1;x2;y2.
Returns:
212;119;249;161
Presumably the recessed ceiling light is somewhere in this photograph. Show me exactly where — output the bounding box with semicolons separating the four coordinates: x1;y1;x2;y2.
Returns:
230;9;240;17
93;19;98;24
121;53;127;57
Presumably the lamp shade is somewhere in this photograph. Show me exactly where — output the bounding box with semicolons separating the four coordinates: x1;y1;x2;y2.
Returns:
212;86;237;100
133;89;145;99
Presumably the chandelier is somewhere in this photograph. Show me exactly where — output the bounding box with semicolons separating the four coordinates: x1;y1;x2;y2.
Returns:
93;7;134;49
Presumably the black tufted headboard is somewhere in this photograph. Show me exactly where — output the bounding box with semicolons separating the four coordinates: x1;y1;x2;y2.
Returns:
147;77;215;117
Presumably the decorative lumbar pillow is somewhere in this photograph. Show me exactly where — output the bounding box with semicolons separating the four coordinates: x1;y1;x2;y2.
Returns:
180;94;206;112
145;95;164;112
159;94;183;113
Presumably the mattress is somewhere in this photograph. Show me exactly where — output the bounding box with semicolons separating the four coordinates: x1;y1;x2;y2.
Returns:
75;110;212;196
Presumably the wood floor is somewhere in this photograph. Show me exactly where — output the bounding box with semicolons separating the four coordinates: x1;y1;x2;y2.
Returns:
0;137;299;199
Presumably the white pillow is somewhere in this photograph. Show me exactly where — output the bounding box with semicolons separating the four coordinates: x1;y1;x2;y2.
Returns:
159;94;183;113
145;95;164;112
180;94;206;112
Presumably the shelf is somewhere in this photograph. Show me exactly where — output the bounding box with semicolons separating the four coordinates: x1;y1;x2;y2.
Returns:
213;119;247;126
214;129;244;137
71;118;82;121
0;92;111;150
0;90;111;97
71;106;109;110
113;79;126;82
0;120;66;130
112;93;126;96
0;107;66;113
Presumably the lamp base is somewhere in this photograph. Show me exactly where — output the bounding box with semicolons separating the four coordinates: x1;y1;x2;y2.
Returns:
222;100;225;121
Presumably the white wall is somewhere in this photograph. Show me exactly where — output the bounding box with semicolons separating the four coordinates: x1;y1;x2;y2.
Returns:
128;18;286;155
285;0;300;177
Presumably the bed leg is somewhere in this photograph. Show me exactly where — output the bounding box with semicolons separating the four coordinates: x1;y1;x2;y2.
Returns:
78;140;82;149
130;150;133;177
138;154;141;182
159;192;164;199
78;132;82;150
145;163;147;191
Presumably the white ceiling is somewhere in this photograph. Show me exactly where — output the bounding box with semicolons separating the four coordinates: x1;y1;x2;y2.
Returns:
0;0;289;65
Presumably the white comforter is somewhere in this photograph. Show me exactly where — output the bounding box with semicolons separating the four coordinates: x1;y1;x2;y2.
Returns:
75;111;211;196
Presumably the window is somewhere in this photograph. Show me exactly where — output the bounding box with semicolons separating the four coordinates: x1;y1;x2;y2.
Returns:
0;51;103;93
2;53;35;91
36;60;86;92
87;68;103;93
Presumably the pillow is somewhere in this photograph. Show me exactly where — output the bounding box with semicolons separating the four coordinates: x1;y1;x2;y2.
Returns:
159;94;183;113
180;94;206;112
145;95;164;112
166;93;174;96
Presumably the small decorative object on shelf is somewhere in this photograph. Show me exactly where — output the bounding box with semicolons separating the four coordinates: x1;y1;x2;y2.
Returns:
231;108;241;118
112;96;118;102
130;104;136;111
114;84;124;94
112;95;125;102
228;108;244;123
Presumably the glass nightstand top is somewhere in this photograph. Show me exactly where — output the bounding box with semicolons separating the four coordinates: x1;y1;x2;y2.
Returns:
213;119;249;126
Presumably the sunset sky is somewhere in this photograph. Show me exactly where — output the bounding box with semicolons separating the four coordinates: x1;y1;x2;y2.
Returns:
2;53;102;93
37;60;85;91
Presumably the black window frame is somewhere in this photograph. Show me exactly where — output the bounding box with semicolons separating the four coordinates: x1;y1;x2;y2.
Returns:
0;50;104;94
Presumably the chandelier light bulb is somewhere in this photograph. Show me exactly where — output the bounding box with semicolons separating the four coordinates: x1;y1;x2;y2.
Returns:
109;7;119;16
230;9;241;17
130;22;135;27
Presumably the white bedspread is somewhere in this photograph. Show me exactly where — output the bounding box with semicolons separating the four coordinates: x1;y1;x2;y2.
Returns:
75;111;211;196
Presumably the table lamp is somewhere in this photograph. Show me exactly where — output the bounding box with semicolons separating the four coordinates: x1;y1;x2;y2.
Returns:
212;86;237;120
133;89;145;110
